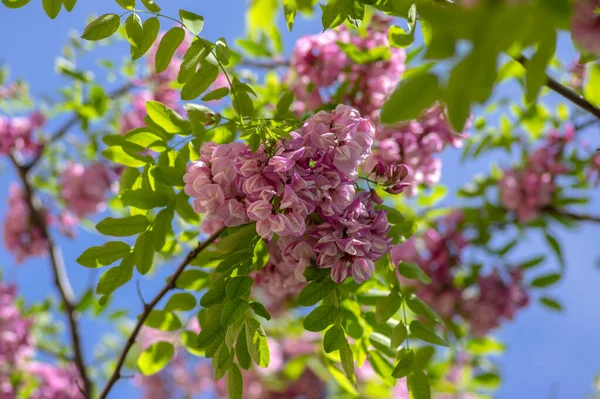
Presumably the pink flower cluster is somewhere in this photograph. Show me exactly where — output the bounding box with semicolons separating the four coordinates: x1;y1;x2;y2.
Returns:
185;105;399;284
391;212;529;336
0;112;44;156
290;14;405;119
499;127;572;223
0;283;82;399
571;0;600;58
3;184;50;263
59;162;113;218
367;105;466;196
288;16;466;197
0;81;27;100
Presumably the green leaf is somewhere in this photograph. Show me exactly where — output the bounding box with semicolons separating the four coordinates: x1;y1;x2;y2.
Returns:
409;321;448;347
62;0;74;10
405;294;443;324
155;27;186;73
466;337;504;355
227;364;243;399
327;362;358;395
115;0;134;9
102;146;151;167
179;9;204;35
175;269;208;291
388;25;413;48
525;29;556;104
181;62;219;101
200;286;227;307
96;254;134;295
375;291;402;324
197;317;226;349
521;255;545;269
152;166;184;187
221;299;249;326
125;13;144;48
137;341;174;375
2;0;33;9
178;40;209;84
530;273;561;288
215;38;230;65
77;242;130;268
202;87;229;102
132;17;160;60
392;348;415;379
81;14;120;41
539;296;563;312
391;322;408;349
473;372;501;389
164;293;196;312
249;302;271;320
133;232;154;274
322;0;352;29
339;344;355;384
145;310;181;331
381;72;439;124
42;0;61;19
146;100;188;134
303;305;337;332
368;350;395;386
298;278;336;306
544;232;565;269
226;277;254;300
276;90;295;116
236;328;252;369
397;262;431;285
121;189;169;210
407;370;431;399
151;208;173;251
216;224;256;252
323;325;347;353
96;215;149;237
141;0;160;12
584;62;600;106
245;318;270;367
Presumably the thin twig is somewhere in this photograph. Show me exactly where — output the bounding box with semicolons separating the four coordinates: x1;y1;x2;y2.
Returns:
8;155;93;397
574;118;599;132
98;228;225;399
513;55;600;122
547;207;600;224
238;59;290;69
25;82;135;171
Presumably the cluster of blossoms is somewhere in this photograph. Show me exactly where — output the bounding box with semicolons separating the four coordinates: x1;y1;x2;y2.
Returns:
392;212;529;336
498;126;573;223
571;0;600;58
289;16;467;196
3;184;50;263
0;282;82;399
185;105;404;285
0;111;44;156
0;81;27;100
59;162;114;219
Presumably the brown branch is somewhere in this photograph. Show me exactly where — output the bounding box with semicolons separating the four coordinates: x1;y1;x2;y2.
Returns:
514;55;600;122
547;207;600;224
98;228;225;399
238;58;290;69
25;82;135;171
8;154;93;397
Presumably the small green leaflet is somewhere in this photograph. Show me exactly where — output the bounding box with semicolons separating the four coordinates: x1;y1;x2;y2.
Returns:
179;9;204;35
226;276;253;300
323;325;347;353
298;278;336;306
137;341;174;375
245;318;270;367
114;0;134;10
96;215;149;237
2;0;33;9
125;14;144;48
121;188;169;210
220;299;249;326
202;87;229;102
145;310;182;331
249;302;271;320
303;305;337;332
407;370;431;399
81;14;120;41
530;273;561;288
391;322;408;349
141;0;160;12
409;321;448;347
227;365;243;399
392;348;414;379
181;62;219;100
155;27;186;73
539;296;563;312
405;294;443;324
339;344;355;384
215;38;230;65
375;291;401;324
197;318;226;349
133;232;155;274
96;254;135;295
132;17;160;61
381;72;439;124
236;328;252;370
42;0;61;19
175;270;208;291
397;262;432;285
164;293;196;312
76;241;130;268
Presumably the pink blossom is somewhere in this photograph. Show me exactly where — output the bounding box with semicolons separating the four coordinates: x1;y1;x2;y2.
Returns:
571;0;600;57
60;162;113;218
0;282;33;367
0;112;44;156
26;362;84;399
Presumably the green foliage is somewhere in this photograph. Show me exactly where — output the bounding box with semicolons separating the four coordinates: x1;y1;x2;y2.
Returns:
2;0;33;9
530;273;561;288
155;28;186;73
179;9;204;35
375;291;401;324
96;254;135;295
133;232;155;274
227;365;243;399
226;277;254;300
137;341;175;375
145;310;182;331
81;14;121;41
96;215;149;237
141;0;160;12
380;72;439;125
164;293;196;312
323;325;347;353
410;321;448;347
392;348;414;379
42;0;62;19
407;370;431;399
220;299;249;326
76;242;130;268
397;262;432;285
181;62;219;101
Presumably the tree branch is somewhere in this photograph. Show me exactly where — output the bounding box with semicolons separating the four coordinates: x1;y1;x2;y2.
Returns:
238;58;290;69
514;55;600;122
25;82;135;171
8;154;93;397
98;228;225;399
547;207;600;224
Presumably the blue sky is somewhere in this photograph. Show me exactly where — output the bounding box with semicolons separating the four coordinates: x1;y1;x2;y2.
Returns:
0;1;599;398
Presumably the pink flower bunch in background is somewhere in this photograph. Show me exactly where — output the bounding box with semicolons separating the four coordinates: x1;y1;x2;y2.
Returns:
0;282;83;399
392;211;529;336
59;162;113;219
289;14;405;119
0;111;44;156
185;105;403;284
499;127;572;223
0;81;27;100
3;184;50;263
571;0;600;58
289;17;467;197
